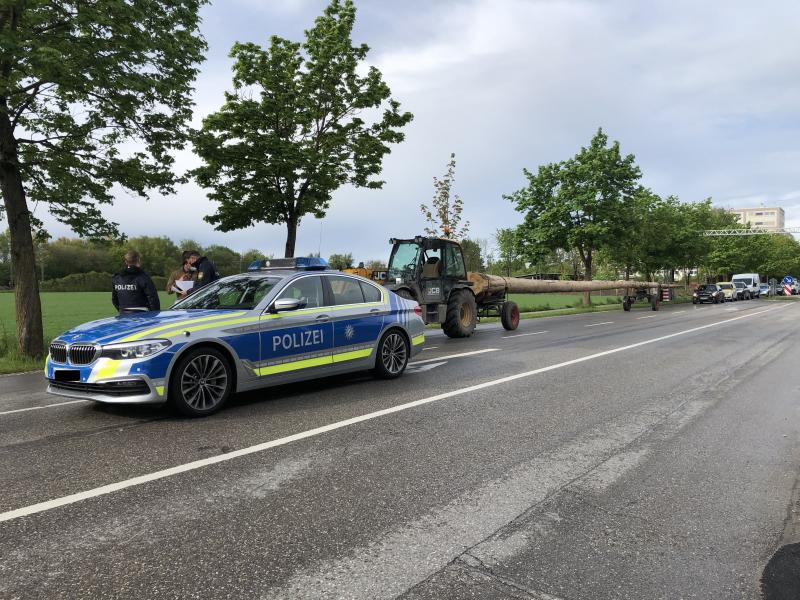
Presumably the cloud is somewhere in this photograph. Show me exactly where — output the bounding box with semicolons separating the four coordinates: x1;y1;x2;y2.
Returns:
8;0;800;259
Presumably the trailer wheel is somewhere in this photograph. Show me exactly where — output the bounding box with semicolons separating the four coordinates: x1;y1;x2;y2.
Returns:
651;295;660;311
622;298;632;312
500;301;520;331
442;290;477;338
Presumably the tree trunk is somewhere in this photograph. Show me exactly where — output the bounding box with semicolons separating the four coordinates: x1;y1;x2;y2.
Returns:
582;250;593;307
0;108;44;359
284;215;298;258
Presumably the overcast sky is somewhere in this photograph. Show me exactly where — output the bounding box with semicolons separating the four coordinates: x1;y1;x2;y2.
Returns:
17;0;800;259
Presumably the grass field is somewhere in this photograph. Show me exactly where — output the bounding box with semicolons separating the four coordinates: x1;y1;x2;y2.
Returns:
507;292;620;312
0;291;173;374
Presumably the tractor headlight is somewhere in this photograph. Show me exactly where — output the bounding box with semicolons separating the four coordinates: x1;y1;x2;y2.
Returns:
100;339;171;360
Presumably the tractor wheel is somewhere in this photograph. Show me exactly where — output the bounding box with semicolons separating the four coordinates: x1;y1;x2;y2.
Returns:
442;290;477;338
622;298;632;312
500;301;520;331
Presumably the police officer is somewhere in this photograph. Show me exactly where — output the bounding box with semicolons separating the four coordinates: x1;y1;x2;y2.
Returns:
112;250;161;313
186;250;219;291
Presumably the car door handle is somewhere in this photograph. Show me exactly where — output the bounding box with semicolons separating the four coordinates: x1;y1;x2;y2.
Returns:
369;308;381;313
315;314;330;322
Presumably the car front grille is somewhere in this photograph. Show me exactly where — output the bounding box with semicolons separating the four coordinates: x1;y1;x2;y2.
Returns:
49;380;150;397
68;344;99;365
49;342;67;363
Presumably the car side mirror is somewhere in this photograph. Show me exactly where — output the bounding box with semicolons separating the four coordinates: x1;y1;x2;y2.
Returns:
272;298;304;313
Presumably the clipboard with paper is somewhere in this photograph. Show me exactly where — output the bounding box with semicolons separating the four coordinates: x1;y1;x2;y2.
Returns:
172;280;194;294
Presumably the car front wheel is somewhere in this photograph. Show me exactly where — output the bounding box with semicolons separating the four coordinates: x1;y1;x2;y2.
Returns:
169;346;233;417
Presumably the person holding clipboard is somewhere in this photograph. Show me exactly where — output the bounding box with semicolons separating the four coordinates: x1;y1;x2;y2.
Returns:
166;251;198;299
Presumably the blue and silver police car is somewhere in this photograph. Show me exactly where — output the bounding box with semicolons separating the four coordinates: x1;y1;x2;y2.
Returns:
45;258;425;416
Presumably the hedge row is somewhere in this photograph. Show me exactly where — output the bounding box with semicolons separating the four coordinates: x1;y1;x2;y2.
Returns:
39;271;167;292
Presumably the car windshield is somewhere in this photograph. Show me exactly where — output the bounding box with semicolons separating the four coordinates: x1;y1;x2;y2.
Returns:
734;282;745;288
700;285;716;291
733;278;752;286
172;276;281;310
718;283;732;289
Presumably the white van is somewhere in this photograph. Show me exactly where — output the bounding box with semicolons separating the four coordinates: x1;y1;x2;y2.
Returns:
732;273;761;299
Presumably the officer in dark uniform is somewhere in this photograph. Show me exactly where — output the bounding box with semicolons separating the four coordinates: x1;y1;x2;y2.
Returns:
112;250;161;313
186;250;219;291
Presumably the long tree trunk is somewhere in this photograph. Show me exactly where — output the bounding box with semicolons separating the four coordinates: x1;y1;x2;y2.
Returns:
0;108;44;358
284;214;298;258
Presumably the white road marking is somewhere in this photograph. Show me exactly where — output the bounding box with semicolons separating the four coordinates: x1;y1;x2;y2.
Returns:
421;346;438;351
0;304;789;523
585;321;614;327
502;330;548;339
637;315;657;319
409;348;500;366
0;399;89;416
673;311;686;315
406;362;447;374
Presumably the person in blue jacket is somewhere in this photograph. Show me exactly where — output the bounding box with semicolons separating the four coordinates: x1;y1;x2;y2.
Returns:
186;250;220;291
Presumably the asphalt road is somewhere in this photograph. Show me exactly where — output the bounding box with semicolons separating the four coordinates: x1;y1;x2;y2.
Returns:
1;299;799;599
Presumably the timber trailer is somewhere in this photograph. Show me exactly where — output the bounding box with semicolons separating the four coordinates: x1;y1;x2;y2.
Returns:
383;236;670;338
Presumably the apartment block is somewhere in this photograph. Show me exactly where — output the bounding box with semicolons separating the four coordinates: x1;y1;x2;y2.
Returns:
729;206;785;229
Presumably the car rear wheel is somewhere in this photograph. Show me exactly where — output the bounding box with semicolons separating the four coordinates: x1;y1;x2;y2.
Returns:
374;329;409;379
169;347;233;417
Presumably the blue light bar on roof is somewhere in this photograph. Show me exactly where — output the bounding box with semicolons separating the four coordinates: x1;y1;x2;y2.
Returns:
247;257;328;271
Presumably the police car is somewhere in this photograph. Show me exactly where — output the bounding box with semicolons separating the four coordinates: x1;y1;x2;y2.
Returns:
45;258;425;416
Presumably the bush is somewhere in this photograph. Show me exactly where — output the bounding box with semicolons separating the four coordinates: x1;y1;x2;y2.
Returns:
41;271;114;292
40;272;168;292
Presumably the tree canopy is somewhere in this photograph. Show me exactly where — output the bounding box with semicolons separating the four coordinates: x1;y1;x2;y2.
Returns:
192;0;412;258
506;128;641;285
0;0;207;356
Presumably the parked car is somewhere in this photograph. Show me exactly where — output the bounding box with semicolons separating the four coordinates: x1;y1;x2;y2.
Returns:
692;284;725;304
733;281;750;300
758;283;771;297
717;282;738;302
732;273;761;298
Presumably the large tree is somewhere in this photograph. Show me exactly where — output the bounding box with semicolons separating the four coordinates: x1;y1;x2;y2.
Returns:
192;0;412;258
0;0;207;357
506;128;641;304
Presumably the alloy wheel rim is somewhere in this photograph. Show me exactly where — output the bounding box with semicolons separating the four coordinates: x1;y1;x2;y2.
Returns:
381;333;407;374
180;355;228;410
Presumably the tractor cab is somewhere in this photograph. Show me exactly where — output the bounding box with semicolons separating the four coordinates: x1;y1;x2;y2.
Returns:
385;236;479;333
387;237;468;304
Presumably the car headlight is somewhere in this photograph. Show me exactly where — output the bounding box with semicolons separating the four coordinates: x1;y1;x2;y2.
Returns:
692;292;698;297
100;339;171;360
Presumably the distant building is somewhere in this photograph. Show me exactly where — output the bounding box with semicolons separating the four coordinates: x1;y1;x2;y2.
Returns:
729;206;785;229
